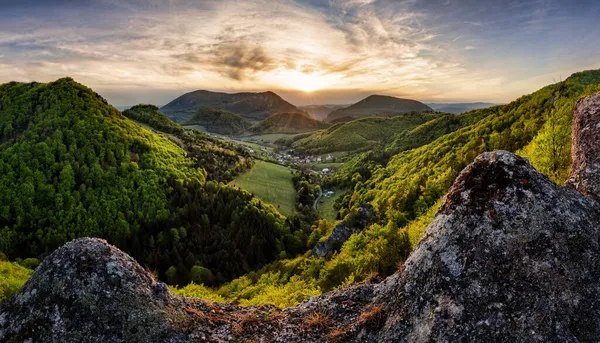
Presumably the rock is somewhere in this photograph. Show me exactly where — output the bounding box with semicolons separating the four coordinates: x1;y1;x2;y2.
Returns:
373;151;600;342
5;92;600;342
313;204;374;257
566;92;600;200
0;238;191;343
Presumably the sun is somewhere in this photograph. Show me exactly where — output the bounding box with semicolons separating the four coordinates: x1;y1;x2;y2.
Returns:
282;70;328;93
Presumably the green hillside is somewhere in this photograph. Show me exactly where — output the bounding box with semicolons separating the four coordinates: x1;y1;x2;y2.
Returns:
174;68;600;307
0;78;308;286
123;104;184;134
249;112;330;134
277;112;439;154
184;107;252;135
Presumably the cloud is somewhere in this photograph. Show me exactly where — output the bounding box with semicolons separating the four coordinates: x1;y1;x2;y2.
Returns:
212;42;276;80
2;0;599;105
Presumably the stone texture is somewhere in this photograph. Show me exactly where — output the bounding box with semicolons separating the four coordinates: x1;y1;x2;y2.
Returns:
566;92;600;200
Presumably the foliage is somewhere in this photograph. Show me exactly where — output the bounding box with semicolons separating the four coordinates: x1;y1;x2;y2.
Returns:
0;261;32;303
184;107;252;135
249;112;330;134
0;78;305;287
277;112;439;154
123;104;184;135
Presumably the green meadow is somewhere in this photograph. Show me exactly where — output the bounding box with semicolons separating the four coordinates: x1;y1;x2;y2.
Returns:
231;161;297;216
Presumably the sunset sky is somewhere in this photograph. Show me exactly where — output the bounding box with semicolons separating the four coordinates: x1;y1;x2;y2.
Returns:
1;0;599;106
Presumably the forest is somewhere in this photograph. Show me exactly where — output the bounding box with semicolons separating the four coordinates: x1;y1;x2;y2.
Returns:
0;78;307;287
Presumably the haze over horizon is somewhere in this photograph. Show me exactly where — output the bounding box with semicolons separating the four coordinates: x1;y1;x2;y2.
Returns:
1;0;599;106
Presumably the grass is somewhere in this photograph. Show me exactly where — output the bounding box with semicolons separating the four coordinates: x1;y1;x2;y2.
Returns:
318;188;345;221
0;261;33;303
231;161;297;216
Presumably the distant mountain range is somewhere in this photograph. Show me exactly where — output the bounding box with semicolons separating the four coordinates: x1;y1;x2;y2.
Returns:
325;95;433;122
298;104;347;121
426;102;496;114
249;112;330;134
161;90;299;123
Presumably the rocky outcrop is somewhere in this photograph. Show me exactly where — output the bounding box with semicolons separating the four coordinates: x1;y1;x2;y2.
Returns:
566;92;600;200
312;204;374;257
4;92;600;342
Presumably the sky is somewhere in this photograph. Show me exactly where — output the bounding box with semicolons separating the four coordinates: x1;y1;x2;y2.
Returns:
1;0;599;106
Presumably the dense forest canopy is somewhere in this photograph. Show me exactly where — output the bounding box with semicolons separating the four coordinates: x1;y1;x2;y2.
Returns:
0;78;307;286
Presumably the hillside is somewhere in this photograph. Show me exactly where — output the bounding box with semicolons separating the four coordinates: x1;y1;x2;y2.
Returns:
161;90;298;123
426;102;496;114
325;95;432;122
184;107;252;135
249;111;330;134
6;93;600;341
277;112;439;154
0;78;308;286
298;104;346;121
123;104;184;134
166;68;600;309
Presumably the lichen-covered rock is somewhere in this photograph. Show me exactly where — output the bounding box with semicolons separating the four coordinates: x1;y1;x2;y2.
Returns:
313;204;374;257
566;92;600;200
5;93;600;342
372;151;600;342
0;238;191;343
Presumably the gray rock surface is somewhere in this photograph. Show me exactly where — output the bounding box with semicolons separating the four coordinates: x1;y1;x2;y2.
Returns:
313;204;374;257
566;92;600;199
4;92;600;342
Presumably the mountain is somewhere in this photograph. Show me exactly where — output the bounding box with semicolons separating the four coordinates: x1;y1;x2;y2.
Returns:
123;104;184;134
160;90;299;123
6;93;600;341
0;78;307;286
298;104;347;121
325;95;433;122
249;111;330;134
183;107;252;135
276;112;439;154
426;102;496;114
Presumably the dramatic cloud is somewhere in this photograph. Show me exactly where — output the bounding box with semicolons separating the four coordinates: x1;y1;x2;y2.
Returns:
0;0;599;105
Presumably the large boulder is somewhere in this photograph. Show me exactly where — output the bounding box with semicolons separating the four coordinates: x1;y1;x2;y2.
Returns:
0;238;190;342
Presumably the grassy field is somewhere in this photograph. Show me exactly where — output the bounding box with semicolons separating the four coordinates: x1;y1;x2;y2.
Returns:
231;161;297;216
318;188;345;221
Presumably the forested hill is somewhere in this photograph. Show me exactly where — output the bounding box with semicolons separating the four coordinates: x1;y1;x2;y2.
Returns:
123;104;184;134
276;111;440;154
249;111;330;134
161;90;299;123
184;107;252;135
0;78;307;285
326;95;432;122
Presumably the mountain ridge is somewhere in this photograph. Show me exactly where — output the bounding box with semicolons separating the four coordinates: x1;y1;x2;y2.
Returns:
325;95;433;122
161;90;299;123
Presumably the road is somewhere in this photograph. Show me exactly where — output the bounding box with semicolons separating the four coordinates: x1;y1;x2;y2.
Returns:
313;188;323;210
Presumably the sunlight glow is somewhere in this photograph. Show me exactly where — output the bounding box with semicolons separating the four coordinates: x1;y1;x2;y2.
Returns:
274;70;338;93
